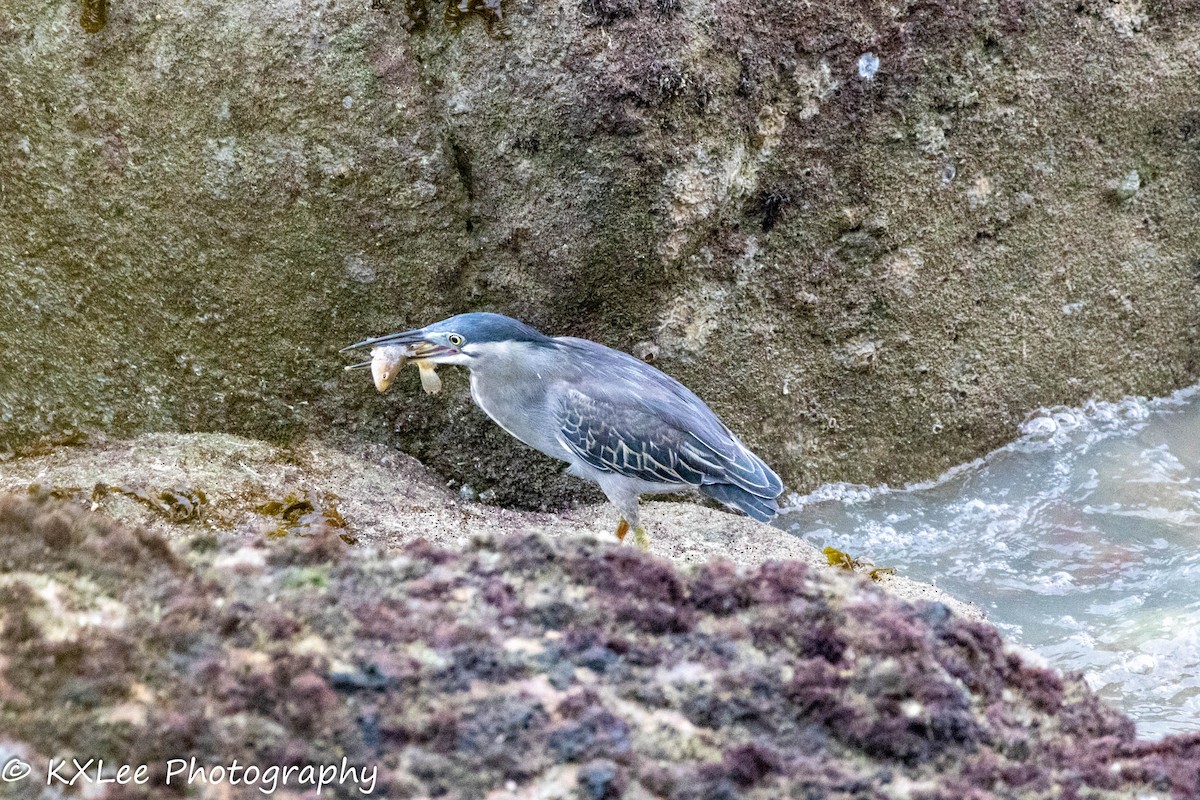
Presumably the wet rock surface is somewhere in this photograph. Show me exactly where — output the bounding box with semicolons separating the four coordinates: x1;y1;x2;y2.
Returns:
1;488;1199;800
2;0;1199;507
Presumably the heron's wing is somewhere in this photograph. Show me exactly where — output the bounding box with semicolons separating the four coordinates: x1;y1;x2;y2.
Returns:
554;387;782;499
684;429;783;498
555;389;706;487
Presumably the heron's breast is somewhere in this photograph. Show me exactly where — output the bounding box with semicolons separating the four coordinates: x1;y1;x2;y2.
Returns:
468;371;566;460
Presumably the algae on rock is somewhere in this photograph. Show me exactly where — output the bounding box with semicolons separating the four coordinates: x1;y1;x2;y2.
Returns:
2;489;1199;799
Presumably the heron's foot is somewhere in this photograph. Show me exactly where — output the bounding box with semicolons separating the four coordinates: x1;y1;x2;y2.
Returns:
632;525;649;551
615;518;630;542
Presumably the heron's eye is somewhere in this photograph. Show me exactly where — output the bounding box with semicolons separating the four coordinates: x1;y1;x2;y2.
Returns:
448;333;465;347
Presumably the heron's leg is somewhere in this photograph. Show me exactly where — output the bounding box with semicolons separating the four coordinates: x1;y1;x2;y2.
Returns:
596;476;642;547
632;525;649;551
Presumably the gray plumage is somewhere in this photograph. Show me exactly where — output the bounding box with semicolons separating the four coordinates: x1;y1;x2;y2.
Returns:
343;312;784;537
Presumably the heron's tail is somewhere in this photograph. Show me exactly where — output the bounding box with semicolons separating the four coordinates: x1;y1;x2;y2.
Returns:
699;482;779;523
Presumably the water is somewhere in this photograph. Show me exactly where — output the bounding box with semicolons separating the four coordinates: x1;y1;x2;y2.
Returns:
780;384;1200;740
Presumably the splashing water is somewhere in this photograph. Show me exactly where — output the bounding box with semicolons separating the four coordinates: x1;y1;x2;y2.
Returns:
780;384;1200;739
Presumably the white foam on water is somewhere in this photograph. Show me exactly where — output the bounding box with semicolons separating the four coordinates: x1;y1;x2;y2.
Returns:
780;382;1200;739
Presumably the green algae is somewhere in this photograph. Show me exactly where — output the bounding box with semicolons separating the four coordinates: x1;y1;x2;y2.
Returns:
27;482;208;524
281;564;330;589
823;545;895;582
444;0;510;37
824;545;868;571
79;0;106;33
255;491;355;543
99;484;208;523
373;0;510;36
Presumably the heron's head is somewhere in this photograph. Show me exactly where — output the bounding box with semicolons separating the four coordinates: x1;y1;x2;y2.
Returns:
341;312;554;367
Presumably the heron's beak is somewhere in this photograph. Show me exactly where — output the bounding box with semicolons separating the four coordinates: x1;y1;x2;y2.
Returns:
339;329;452;359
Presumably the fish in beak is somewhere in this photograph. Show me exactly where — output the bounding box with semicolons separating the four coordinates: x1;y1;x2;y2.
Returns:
341;329;444;394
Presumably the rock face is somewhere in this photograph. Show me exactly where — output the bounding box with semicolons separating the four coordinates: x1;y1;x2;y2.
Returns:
2;489;1200;800
2;0;1198;506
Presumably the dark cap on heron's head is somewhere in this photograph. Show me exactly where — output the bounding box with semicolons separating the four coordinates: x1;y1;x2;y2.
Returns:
425;312;554;346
